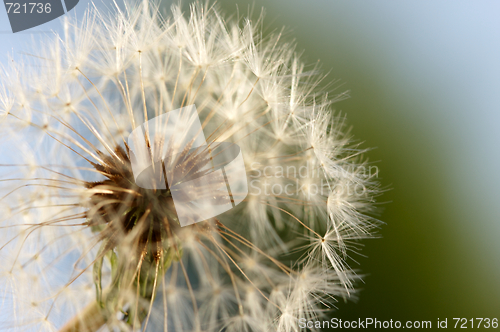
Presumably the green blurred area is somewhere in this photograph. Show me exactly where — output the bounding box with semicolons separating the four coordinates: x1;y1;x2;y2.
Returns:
210;0;500;326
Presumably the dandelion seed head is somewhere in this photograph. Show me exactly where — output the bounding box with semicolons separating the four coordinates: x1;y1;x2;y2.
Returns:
0;1;382;331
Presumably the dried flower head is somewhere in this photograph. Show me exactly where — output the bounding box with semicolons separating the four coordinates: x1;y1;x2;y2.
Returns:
0;1;381;331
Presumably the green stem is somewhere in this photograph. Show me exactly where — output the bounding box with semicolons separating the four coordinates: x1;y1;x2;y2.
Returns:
58;301;106;332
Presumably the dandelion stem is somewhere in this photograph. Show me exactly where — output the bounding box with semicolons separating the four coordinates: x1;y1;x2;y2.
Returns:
58;301;106;332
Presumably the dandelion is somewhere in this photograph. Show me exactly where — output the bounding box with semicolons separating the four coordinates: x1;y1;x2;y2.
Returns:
0;1;382;331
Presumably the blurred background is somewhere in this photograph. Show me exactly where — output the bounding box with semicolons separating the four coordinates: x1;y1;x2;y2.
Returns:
2;0;499;328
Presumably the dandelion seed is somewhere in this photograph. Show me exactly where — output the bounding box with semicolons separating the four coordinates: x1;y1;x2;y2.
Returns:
0;1;382;331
